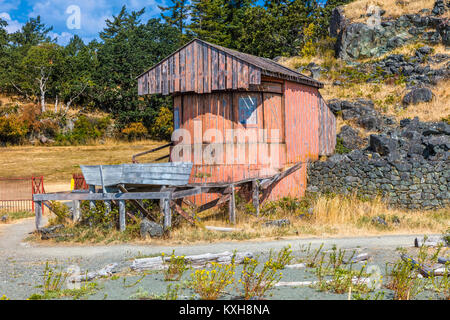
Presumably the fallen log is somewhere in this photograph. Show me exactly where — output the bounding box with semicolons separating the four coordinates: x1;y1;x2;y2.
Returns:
285;263;306;269
275;277;371;287
400;254;432;277
39;224;65;234
414;236;447;248
205;226;240;232
68;263;119;282
131;251;253;272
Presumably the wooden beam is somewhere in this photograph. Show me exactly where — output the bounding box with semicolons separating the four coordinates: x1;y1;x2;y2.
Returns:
170;201;202;227
197;194;231;213
117;185;158;222
260;162;304;190
33;191;172;201
89;185;96;210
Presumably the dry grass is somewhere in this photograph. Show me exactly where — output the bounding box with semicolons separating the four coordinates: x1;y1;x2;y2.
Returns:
33;193;450;245
342;0;447;22
0;139;170;187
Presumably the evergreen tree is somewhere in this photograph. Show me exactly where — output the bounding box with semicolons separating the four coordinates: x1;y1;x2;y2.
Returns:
158;0;190;34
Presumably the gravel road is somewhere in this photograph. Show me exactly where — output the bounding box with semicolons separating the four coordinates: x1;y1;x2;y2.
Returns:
0;217;442;300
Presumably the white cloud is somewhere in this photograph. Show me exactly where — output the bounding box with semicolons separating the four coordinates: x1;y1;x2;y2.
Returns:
0;0;21;12
28;0;165;44
0;12;23;33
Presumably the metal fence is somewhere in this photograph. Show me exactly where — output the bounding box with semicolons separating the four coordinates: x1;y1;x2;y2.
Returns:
0;176;45;213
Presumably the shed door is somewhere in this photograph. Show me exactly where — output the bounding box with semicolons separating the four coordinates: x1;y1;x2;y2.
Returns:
263;93;284;143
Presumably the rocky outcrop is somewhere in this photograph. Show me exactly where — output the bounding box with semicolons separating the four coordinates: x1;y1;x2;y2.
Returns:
336;1;449;60
402;87;434;105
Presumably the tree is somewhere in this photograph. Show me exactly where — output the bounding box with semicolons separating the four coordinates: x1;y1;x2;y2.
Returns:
94;6;180;129
20;43;63;112
158;0;190;34
188;0;232;47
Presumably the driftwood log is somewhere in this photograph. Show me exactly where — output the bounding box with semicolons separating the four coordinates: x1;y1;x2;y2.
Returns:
285;263;306;269
438;257;449;265
131;251;253;272
275;277;371;287
205;226;240;232
414;236;447;248
68;263;119;282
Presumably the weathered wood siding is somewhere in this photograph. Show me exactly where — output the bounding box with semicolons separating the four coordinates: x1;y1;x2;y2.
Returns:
138;40;262;96
318;94;336;156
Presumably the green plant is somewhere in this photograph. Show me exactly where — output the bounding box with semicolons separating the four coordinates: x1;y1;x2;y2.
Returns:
48;201;70;225
335;137;351;154
298;243;325;268
0;115;28;145
162;251;189;281
121;122;148;141
385;258;425;300
150;106;173;140
239;246;293;299
189;261;236;300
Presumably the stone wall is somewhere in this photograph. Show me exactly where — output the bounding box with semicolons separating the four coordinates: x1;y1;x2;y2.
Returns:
307;156;449;210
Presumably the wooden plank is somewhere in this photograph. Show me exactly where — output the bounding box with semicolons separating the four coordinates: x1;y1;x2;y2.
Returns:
170;200;200;226
211;48;218;90
174;51;180;92
117;185;158;221
190;43;196;92
226;54;232;89
155;65;161;94
242;62;249;89
34;191;173;201
89;185;96;210
162;60;168;95
197;41;204;94
203;44;210;93
232;57;238;89
168;55;174;94
197;193;231;213
218;51;226;90
180;48;186;92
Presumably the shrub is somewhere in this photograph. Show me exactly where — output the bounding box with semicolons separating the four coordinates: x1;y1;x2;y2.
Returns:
161;251;189;281
121;122;148;141
150;106;173;140
239;246;293;299
56;115;111;144
335;137;351;154
189;261;236;300
0;115;28;145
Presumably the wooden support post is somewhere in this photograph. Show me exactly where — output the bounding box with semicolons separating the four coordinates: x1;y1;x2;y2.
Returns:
229;184;236;224
252;180;260;217
73;200;81;222
119;200;126;232
89;185;96;210
163;198;171;230
35;201;42;231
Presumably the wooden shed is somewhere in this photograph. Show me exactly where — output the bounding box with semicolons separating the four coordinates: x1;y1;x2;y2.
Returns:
137;38;336;205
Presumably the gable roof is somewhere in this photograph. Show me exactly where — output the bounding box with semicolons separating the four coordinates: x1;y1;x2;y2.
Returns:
199;40;323;88
137;38;323;96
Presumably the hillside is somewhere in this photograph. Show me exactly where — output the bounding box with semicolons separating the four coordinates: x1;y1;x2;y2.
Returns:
281;0;449;134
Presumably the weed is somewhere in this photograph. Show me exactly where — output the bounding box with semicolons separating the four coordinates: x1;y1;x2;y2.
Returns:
162;251;189;281
239;246;293;299
189;261;236;300
385;258;425;300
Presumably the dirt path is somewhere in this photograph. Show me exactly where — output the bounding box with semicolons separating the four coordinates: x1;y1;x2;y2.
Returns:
0;217;438;300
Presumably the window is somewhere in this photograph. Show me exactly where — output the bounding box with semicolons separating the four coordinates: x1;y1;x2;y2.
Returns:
174;107;180;130
238;95;258;125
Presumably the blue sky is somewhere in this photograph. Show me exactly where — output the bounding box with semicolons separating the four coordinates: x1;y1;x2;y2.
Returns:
0;0;171;45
